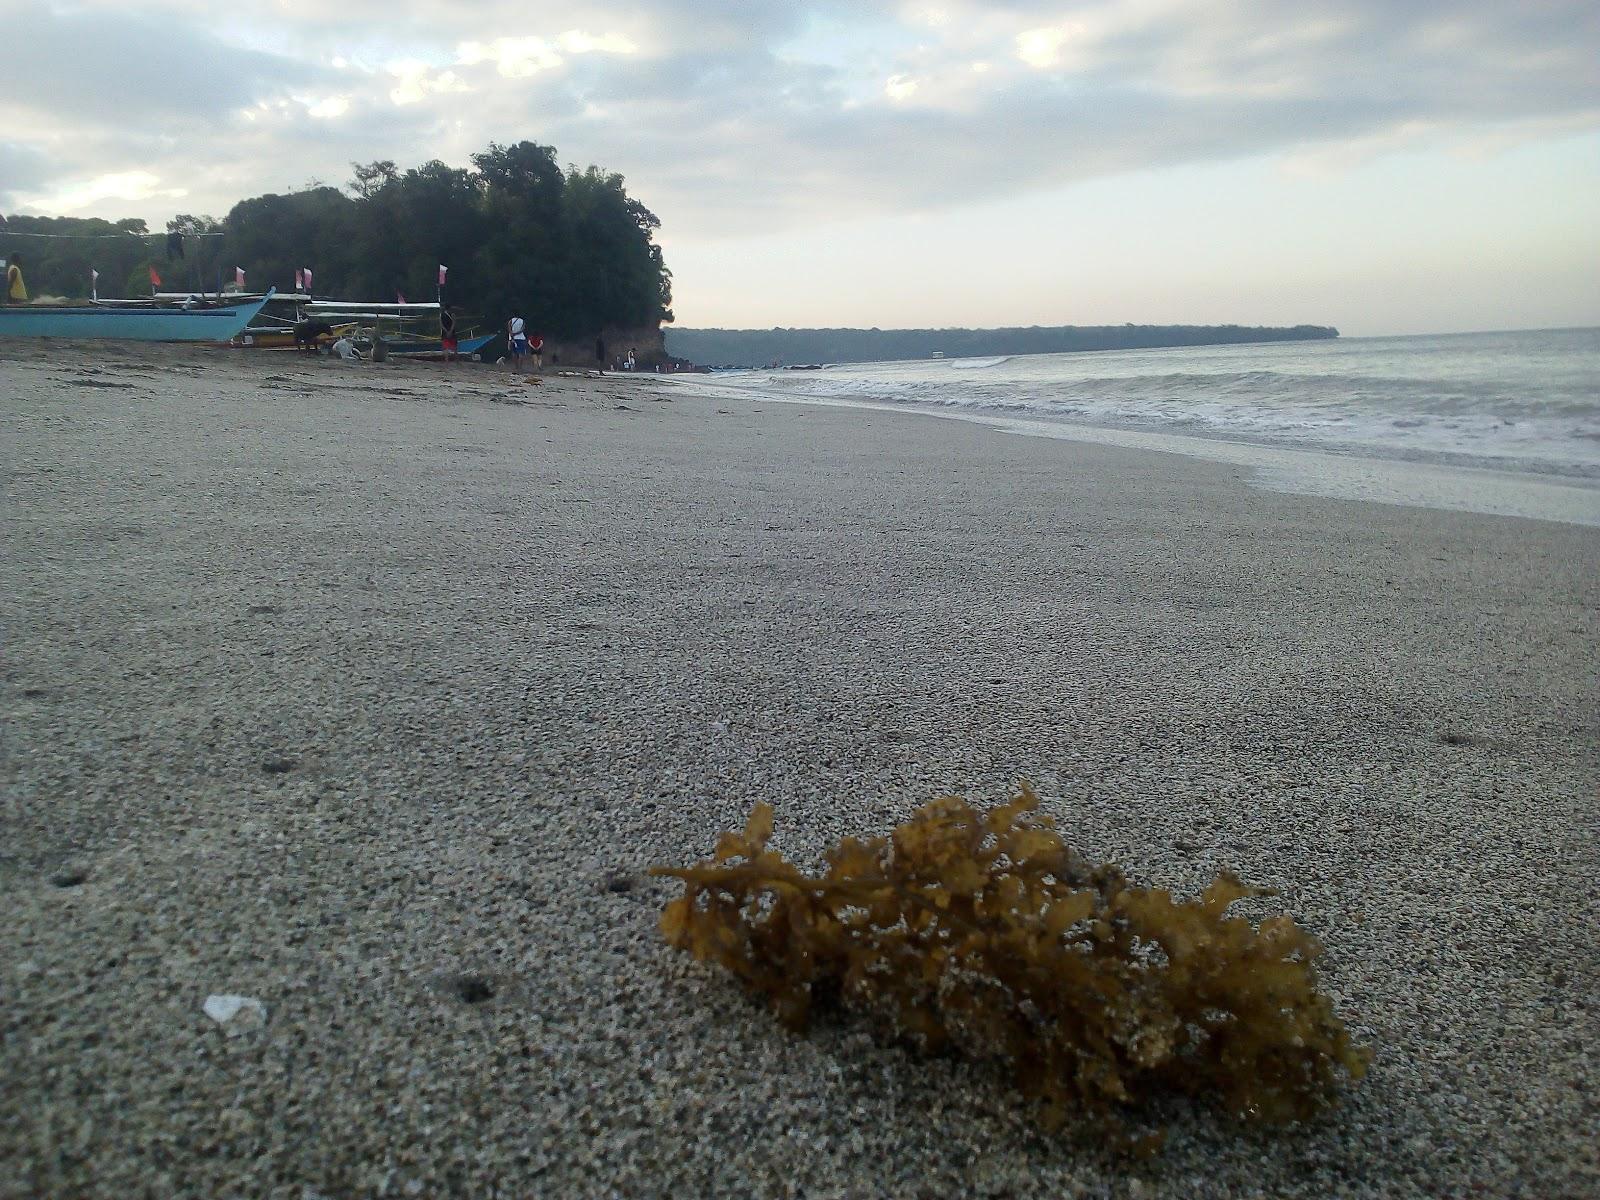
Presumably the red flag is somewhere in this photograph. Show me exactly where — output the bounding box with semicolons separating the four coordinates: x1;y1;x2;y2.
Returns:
437;264;447;287
148;266;161;287
234;266;245;288
294;268;304;290
397;292;406;304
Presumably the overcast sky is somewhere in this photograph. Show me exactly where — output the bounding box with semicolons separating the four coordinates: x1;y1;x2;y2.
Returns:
2;0;1597;334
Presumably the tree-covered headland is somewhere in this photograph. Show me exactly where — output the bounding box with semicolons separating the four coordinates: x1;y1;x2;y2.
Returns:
1;142;672;339
666;323;1338;367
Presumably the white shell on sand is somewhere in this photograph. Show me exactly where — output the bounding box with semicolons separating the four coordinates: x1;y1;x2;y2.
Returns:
203;994;266;1028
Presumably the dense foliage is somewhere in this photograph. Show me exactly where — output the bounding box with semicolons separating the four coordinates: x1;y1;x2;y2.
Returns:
655;784;1370;1142
1;142;671;338
667;323;1338;366
0;215;172;302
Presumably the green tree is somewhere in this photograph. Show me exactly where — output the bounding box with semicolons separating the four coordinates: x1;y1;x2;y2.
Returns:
469;141;567;331
2;215;153;298
220;187;360;295
7;139;674;337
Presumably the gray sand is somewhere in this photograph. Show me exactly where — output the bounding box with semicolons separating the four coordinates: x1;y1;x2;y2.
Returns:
2;343;1595;1199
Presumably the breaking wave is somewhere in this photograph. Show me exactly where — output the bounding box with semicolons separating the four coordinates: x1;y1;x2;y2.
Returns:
695;329;1600;479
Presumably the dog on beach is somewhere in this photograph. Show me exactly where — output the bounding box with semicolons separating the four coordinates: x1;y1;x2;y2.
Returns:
293;320;334;352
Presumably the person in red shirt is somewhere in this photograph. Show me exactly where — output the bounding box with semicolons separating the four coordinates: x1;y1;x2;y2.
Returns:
530;331;544;369
440;307;459;364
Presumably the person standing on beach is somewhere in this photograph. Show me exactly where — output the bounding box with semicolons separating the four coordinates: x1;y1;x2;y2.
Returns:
530;331;544;370
440;307;459;364
507;315;529;374
5;254;26;304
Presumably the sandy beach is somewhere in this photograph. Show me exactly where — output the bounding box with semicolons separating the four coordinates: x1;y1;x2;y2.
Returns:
2;342;1595;1199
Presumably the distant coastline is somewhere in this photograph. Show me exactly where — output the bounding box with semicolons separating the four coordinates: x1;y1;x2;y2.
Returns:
665;323;1338;367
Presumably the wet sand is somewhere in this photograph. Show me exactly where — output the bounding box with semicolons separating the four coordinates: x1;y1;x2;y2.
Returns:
2;341;1595;1198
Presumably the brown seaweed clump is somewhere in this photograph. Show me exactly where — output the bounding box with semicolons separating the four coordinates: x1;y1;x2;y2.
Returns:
652;785;1370;1135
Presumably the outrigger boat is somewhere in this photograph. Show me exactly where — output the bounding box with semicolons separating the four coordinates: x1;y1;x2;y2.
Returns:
225;297;493;359
383;332;496;359
0;290;275;342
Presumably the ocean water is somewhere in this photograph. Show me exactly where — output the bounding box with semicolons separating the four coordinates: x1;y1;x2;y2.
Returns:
693;328;1600;483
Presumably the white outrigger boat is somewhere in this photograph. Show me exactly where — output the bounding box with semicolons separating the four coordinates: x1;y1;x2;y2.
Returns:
231;298;495;358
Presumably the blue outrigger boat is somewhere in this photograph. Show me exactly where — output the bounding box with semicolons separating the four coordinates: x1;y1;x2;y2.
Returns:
0;289;275;342
384;332;497;359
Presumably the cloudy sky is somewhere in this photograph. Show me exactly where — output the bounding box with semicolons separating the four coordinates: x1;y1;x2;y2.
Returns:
3;0;1597;334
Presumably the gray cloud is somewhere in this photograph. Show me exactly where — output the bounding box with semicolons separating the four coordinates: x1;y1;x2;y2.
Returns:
2;0;1595;236
457;0;1600;231
3;6;328;121
0;142;52;207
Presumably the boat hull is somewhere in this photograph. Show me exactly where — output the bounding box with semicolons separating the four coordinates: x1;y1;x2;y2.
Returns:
385;333;496;358
0;293;274;343
232;323;355;350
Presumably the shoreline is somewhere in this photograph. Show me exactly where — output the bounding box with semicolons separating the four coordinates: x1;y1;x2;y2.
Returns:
664;377;1600;528
3;343;1595;1198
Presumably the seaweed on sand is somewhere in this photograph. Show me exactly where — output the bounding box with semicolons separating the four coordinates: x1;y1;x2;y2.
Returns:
652;785;1370;1137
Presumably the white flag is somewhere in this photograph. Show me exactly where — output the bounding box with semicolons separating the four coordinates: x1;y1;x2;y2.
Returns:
437;264;448;287
235;266;245;288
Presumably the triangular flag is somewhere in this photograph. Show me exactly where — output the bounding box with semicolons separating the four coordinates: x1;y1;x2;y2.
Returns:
234;266;245;288
302;267;313;291
397;292;406;304
295;268;304;290
91;269;99;283
148;266;161;287
437;264;448;286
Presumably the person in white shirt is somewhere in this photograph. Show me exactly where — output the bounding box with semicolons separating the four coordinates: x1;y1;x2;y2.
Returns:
507;315;529;374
